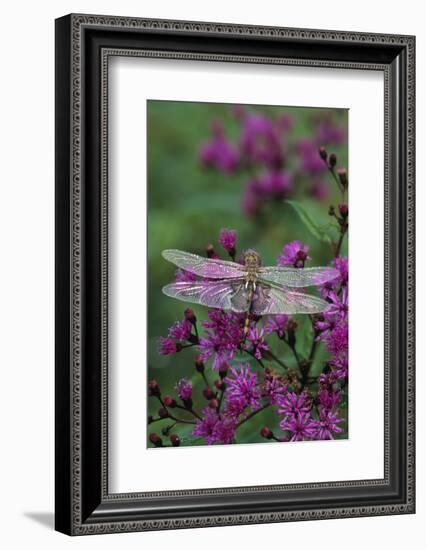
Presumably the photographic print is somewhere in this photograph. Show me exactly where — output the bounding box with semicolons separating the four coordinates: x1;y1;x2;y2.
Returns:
147;100;349;448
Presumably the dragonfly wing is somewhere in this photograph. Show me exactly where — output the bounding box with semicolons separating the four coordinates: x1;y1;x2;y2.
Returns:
252;285;330;315
258;266;339;287
162;279;247;311
162;249;245;279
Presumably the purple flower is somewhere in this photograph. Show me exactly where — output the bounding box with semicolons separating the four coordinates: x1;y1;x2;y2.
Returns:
199;122;239;173
176;378;193;401
265;314;289;338
224;396;249;418
257;170;293;198
212;416;238;444
279;412;317;441
225;363;262;411
315;120;346;145
317;387;341;411
263;374;287;405
277;113;294;131
315;311;338;338
158;337;178;356
333;256;348;287
218;228;237;253
296;139;327;175
308;179;329;201
241;180;261;217
245;326;269;360
240;114;284;168
193;407;219;444
312;409;344;440
168;319;193;340
277;240;311;268
323;321;348;360
198;334;235;371
276;391;312;417
175;268;197;283
326;288;348;320
329;356;348;380
198;310;244;370
193;407;237;444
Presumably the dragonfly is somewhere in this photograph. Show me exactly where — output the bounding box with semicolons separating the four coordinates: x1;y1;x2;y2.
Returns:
162;249;338;332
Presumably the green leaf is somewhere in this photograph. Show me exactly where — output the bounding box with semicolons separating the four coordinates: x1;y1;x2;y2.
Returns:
286;199;334;244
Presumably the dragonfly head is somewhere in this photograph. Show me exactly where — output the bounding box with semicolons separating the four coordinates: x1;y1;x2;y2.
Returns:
243;249;262;268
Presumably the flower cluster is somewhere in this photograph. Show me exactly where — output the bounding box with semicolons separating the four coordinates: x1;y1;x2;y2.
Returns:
148;111;349;448
198;107;347;217
149;224;348;447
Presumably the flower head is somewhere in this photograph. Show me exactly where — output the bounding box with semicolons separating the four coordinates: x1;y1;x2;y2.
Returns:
263;372;288;405
240;114;284;168
326;288;348;321
309;179;330;202
176;378;193;401
158;337;178;356
297;139;327;175
257;170;293;198
276;391;312;417
279;412;316;441
315;120;346;145
317;387;341;411
241;180;261;217
323;321;348;361
168;319;193;340
312;409;344;440
199;310;244;370
265;314;289;338
245;326;269;360
278;240;311;268
225;363;262;411
218;228;237;254
199;126;239;173
333;256;348;287
193;407;237;444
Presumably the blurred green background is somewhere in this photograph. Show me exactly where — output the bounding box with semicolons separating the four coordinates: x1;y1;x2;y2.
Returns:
147;100;348;446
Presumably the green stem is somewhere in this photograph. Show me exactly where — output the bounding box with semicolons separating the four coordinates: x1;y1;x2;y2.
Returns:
237;404;270;429
175;404;202;421
244;348;265;369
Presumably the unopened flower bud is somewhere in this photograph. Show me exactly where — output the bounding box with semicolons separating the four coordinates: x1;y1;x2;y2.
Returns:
184;308;196;324
338;203;348;218
203;387;215;400
158;407;169;418
219;363;228;379
214;378;225;391
163;395;177;408
148;379;160;397
149;433;163;447
208;398;219;409
206;244;216;258
296;249;308;262
328;153;337;168
337;168;348;189
170;434;180;447
194;355;205;373
261;427;273;439
318;146;328;162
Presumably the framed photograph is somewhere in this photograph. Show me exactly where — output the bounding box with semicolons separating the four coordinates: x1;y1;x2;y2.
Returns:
55;14;415;535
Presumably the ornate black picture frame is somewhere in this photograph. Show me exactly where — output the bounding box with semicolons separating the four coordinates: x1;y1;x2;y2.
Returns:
55;13;415;535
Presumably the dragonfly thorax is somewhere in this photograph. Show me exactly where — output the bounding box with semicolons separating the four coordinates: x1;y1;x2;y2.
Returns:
243;249;262;269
